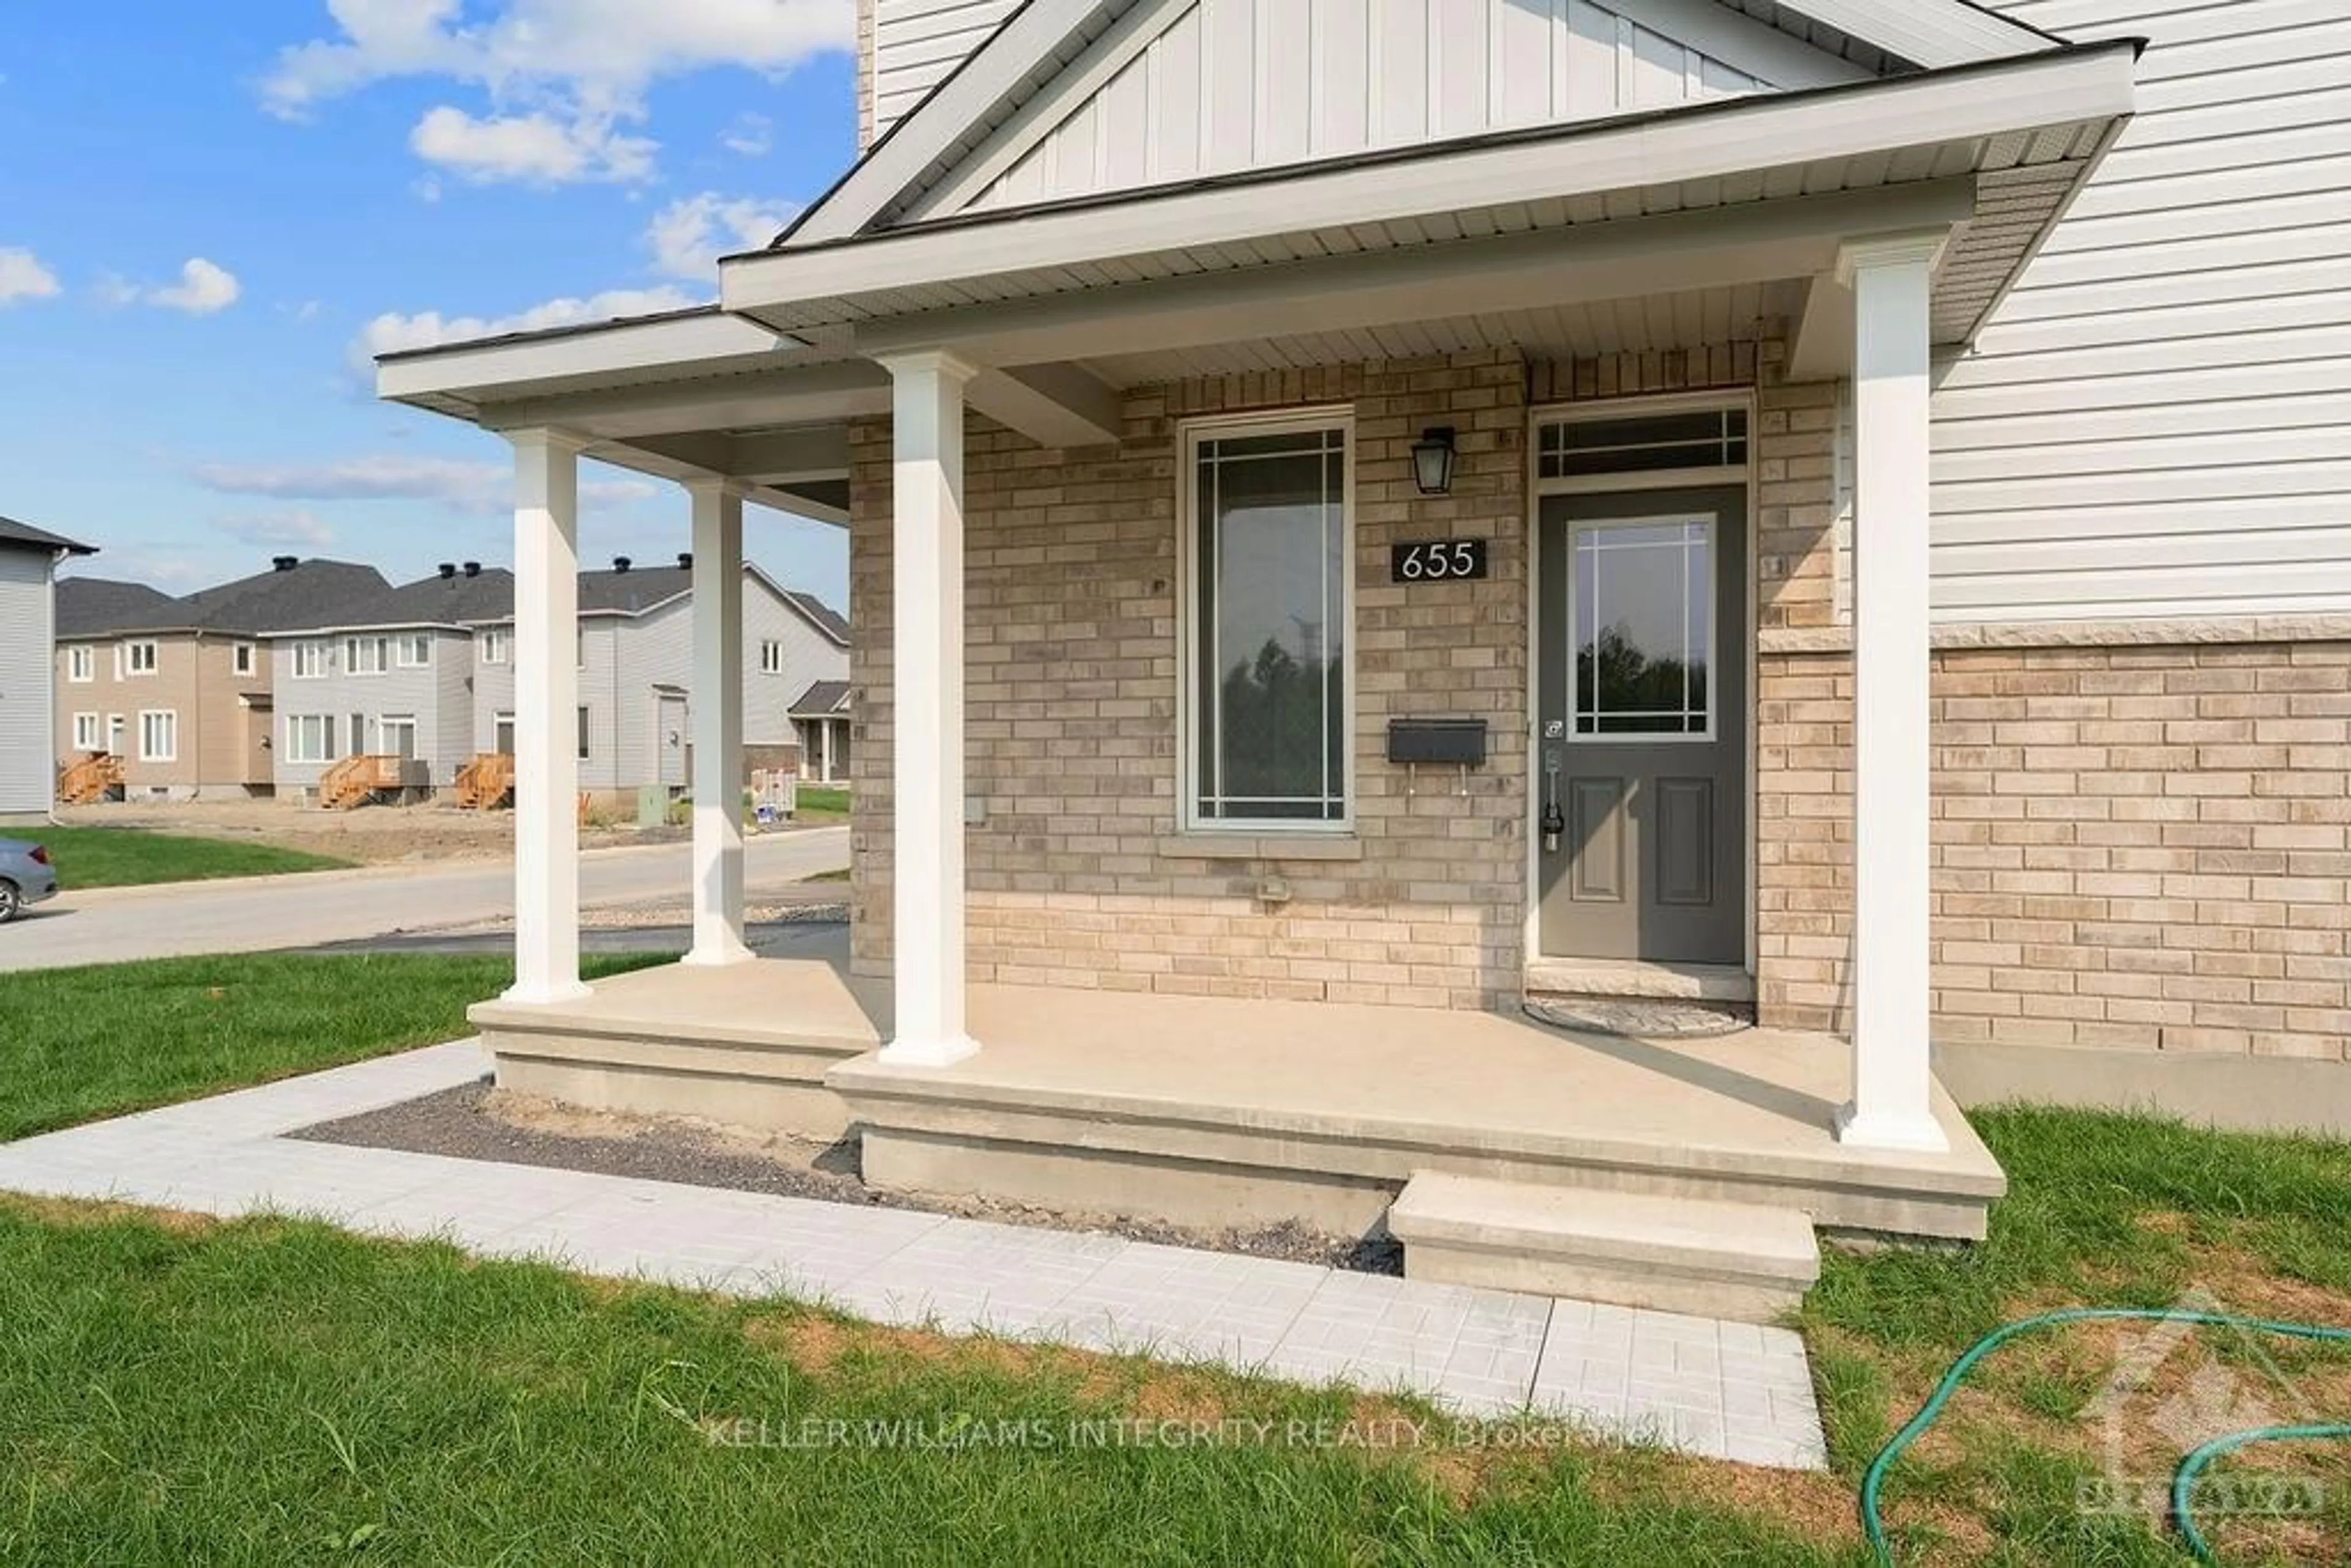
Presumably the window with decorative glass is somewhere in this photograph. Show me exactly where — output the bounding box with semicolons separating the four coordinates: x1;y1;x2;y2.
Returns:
1184;418;1351;828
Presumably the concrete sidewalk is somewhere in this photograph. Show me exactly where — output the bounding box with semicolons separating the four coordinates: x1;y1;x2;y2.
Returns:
0;1043;1829;1469
0;828;847;972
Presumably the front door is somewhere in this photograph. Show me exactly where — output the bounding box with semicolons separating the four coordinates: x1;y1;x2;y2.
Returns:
1536;487;1747;964
657;694;688;787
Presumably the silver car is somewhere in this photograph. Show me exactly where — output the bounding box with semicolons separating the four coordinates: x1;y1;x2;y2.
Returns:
0;838;59;922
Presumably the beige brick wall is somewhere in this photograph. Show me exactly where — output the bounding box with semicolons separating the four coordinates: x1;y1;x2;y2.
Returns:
1754;642;2351;1062
850;352;1532;1008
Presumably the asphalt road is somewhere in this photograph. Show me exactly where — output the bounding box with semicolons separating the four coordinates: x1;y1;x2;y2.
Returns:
0;828;848;973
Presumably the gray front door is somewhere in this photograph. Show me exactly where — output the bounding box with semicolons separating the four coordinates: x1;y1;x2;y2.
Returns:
1537;487;1747;963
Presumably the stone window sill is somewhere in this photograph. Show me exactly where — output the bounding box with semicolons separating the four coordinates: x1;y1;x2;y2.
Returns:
1156;833;1364;863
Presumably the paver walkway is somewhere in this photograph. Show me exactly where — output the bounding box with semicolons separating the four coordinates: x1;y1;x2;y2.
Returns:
0;1042;1828;1469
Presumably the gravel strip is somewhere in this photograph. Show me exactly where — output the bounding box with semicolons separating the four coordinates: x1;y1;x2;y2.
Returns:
293;1080;1401;1275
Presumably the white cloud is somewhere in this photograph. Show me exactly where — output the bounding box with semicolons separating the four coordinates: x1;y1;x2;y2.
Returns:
645;192;798;279
102;257;242;315
195;454;658;516
263;0;855;184
0;246;61;305
214;507;337;547
349;284;706;374
410;104;654;185
720;111;773;156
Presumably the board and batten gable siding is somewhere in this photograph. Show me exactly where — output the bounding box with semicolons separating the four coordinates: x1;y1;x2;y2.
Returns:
873;0;1021;143
0;551;54;815
1932;0;2351;622
934;0;1839;217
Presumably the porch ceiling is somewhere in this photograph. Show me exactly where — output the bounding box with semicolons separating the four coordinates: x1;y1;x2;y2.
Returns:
1079;281;1813;387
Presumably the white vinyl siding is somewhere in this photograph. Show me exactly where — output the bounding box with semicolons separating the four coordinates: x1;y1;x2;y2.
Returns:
934;0;1840;219
1;553;54;813
872;0;1022;143
1930;1;2351;621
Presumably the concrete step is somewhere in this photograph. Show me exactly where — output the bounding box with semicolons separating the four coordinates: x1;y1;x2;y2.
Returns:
1386;1172;1820;1322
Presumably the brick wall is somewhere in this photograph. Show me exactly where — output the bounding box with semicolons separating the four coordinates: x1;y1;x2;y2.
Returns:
850;352;1532;1008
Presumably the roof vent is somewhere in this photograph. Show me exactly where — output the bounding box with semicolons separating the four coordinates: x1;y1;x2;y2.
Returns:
613;555;632;573
272;555;299;572
437;562;457;580
676;552;692;571
462;561;481;577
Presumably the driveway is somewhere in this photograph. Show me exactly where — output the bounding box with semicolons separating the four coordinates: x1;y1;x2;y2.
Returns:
0;828;847;973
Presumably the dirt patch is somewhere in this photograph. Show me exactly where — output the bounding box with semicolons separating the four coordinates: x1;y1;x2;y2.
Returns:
58;798;686;866
291;1079;1402;1275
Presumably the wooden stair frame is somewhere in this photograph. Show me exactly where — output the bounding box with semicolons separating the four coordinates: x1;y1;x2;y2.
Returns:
320;753;403;811
455;752;514;810
56;751;123;806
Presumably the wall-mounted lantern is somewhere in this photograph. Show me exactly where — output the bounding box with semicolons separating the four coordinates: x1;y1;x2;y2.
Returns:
1411;426;1457;496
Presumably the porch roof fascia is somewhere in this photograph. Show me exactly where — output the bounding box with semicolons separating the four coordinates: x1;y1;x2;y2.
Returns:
719;40;2139;337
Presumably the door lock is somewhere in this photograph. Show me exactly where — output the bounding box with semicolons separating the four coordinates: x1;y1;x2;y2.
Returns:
1540;745;1565;853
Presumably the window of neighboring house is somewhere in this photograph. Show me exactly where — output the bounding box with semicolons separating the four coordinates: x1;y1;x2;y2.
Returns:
480;629;509;666
287;715;336;763
395;633;432;668
577;626;588;669
760;639;784;675
1182;415;1353;830
67;646;93;683
291;639;331;679
378;715;418;759
121;640;159;677
137;710;178;763
577;705;592;760
345;636;390;675
72;713;100;751
231;643;256;677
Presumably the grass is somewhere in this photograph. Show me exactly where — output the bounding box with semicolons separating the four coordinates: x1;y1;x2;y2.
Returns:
24;825;353;890
0;1202;1856;1566
0;952;665;1142
794;785;850;816
1804;1107;2351;1564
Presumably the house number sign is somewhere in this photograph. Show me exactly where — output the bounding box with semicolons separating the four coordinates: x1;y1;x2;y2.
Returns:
1390;538;1488;582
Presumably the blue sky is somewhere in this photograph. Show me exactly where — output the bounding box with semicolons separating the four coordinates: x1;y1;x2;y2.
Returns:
0;1;859;608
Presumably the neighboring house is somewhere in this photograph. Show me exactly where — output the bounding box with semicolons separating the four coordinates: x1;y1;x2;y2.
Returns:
276;555;849;802
54;557;387;800
382;1;2351;1300
789;680;852;784
0;516;96;823
269;563;516;801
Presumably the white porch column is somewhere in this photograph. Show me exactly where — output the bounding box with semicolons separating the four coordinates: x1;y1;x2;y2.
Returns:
1836;233;1950;1153
877;350;980;1065
684;477;752;967
506;429;591;1005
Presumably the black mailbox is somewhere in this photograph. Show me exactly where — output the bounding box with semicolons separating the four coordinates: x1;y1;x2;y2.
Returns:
1387;717;1487;767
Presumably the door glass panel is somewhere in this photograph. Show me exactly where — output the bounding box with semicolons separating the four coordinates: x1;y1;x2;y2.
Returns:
1571;518;1712;737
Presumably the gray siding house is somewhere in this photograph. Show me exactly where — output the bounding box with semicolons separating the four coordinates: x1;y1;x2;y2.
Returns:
0;516;96;822
277;555;848;802
269;565;514;800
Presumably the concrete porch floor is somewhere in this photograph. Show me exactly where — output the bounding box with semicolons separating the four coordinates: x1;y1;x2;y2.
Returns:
470;937;2006;1243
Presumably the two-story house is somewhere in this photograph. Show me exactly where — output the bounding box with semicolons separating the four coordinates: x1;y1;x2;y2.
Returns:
273;555;849;805
1;515;96;823
54;556;386;801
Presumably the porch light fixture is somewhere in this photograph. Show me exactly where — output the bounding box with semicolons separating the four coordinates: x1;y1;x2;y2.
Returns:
1411;426;1457;495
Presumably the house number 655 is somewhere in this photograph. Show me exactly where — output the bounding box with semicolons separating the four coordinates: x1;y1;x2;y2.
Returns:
1390;539;1488;582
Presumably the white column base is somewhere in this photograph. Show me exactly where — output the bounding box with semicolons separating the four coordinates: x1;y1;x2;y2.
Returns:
681;940;757;969
503;978;594;1007
877;1032;981;1068
1834;1101;1951;1154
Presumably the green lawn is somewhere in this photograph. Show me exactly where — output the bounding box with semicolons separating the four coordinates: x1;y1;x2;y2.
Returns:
0;952;664;1142
2;948;2347;1562
795;785;850;816
29;825;354;890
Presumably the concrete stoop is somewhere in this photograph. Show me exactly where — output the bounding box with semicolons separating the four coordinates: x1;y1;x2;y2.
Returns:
1387;1172;1820;1323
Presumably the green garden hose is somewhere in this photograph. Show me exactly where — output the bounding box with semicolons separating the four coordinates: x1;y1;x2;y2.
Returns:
1859;1306;2351;1566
